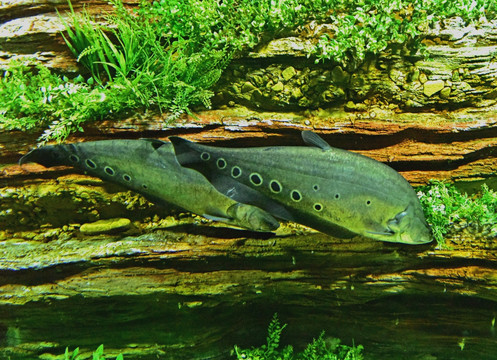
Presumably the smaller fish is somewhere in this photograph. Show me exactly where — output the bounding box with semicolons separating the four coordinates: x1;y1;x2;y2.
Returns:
19;140;280;232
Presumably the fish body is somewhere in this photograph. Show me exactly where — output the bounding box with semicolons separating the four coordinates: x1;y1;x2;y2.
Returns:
170;131;432;244
19;140;280;232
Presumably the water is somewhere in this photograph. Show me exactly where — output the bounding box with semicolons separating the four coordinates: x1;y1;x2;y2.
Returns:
0;292;496;359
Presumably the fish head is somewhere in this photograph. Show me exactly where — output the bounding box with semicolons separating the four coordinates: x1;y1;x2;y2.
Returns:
226;203;280;232
365;202;432;245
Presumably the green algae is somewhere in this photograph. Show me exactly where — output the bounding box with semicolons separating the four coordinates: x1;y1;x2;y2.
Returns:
79;218;131;235
0;176;160;234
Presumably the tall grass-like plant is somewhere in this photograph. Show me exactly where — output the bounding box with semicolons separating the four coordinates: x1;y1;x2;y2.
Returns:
59;0;230;119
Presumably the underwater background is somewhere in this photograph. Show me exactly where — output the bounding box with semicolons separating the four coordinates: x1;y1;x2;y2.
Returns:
1;0;497;359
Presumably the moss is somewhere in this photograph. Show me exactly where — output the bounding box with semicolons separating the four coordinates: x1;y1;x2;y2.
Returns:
0;177;161;233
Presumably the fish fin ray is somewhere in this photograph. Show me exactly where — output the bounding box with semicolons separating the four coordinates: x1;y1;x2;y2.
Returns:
202;213;233;223
301;131;331;150
211;175;295;221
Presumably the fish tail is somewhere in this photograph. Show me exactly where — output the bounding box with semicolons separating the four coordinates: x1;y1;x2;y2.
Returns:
19;145;71;167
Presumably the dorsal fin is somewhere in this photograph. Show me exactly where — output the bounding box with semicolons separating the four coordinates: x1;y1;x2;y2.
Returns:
301;131;331;150
141;138;169;151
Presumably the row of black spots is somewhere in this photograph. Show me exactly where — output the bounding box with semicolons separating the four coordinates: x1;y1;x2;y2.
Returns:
250;172;263;186
270;180;282;193
314;203;323;212
231;166;242;178
217;158;227;169
291;190;302;202
79;157;148;190
201;152;211;161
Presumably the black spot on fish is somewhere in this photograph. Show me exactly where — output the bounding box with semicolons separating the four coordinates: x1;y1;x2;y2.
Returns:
231;166;242;178
313;184;320;191
335;194;340;199
314;203;323;211
291;190;302;202
142;184;148;189
69;155;79;163
86;159;97;169
250;173;263;186
123;174;132;182
200;152;210;161
270;180;282;193
104;166;115;176
366;200;371;206
217;158;227;169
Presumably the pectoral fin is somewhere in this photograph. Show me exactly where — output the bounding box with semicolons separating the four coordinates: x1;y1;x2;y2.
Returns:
211;175;295;221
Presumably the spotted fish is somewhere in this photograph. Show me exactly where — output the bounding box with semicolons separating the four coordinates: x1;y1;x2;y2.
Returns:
19;140;280;232
170;131;432;244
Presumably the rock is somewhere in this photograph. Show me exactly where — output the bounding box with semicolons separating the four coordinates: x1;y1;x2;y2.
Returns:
250;37;314;58
440;87;451;98
80;218;131;235
241;81;256;93
389;69;406;86
271;81;284;92
291;87;303;99
423;80;445;96
419;73;428;84
331;66;348;83
281;66;297;81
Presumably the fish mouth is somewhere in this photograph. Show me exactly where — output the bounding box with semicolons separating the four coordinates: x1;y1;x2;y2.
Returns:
366;228;432;245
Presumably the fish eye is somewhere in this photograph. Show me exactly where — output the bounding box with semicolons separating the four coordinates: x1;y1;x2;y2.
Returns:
217;158;227;169
85;159;97;169
231;166;242;178
200;152;210;161
291;190;302;202
250;173;263;186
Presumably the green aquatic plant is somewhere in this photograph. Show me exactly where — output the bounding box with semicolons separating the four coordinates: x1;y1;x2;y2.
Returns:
417;181;497;247
0;62;140;143
60;0;230;116
3;0;497;141
142;0;497;65
64;345;123;360
233;314;363;360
